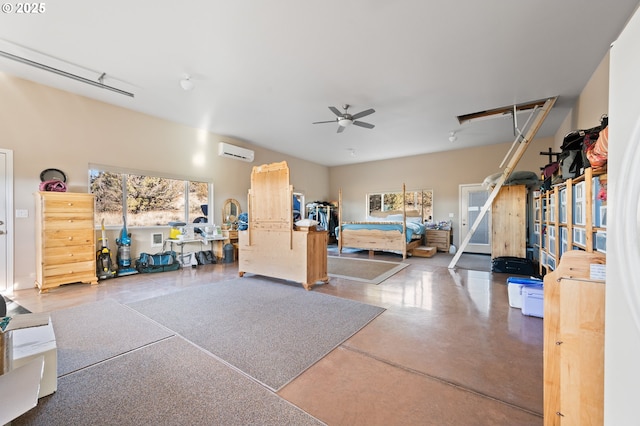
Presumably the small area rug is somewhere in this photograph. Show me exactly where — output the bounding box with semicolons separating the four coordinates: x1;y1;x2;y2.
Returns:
128;277;385;390
327;256;409;284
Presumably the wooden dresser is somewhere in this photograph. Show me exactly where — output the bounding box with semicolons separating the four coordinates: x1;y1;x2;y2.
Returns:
34;192;98;292
425;229;451;252
238;161;329;290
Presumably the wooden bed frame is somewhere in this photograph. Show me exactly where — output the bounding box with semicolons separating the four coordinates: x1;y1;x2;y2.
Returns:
337;185;424;259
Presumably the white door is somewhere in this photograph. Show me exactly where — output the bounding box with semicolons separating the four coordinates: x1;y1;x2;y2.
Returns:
0;149;14;293
459;184;491;254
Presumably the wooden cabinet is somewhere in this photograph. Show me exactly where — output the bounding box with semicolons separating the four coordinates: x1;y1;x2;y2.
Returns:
492;184;527;258
34;192;98;292
543;251;605;425
426;229;451;252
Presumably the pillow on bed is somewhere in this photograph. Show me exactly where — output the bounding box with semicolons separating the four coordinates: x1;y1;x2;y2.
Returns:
385;214;405;222
406;216;423;223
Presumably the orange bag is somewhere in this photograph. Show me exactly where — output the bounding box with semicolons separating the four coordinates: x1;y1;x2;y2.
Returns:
586;126;608;170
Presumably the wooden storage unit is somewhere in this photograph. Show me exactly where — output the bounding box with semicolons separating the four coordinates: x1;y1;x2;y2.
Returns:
543;250;605;425
238;161;329;290
492;184;527;258
533;167;607;275
425;229;451;252
34;192;98;292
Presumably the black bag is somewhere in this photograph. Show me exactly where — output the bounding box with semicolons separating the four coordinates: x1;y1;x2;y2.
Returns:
491;256;536;276
559;126;600;179
136;250;181;273
196;250;215;265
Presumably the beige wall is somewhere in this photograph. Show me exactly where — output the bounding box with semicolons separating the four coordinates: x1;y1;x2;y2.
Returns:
0;74;329;289
555;51;610;150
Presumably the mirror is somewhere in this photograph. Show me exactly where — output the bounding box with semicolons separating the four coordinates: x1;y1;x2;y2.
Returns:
222;198;241;227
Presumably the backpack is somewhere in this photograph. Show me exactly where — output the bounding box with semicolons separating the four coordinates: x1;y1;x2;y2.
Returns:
559;126;600;179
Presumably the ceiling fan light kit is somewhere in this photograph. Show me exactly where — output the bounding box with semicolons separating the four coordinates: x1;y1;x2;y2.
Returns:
313;104;375;133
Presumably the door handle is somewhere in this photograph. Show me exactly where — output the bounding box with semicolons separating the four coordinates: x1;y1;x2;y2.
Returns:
0;230;5;235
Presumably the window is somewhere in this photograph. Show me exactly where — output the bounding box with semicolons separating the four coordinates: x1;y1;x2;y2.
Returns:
89;167;212;227
367;189;433;221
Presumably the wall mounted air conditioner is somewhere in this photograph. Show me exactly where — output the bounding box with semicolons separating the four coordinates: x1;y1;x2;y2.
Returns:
218;142;254;162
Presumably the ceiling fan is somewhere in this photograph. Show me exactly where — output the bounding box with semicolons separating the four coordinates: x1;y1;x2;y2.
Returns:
313;104;375;133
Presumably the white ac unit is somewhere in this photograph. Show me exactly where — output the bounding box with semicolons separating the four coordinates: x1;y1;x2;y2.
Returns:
218;142;254;162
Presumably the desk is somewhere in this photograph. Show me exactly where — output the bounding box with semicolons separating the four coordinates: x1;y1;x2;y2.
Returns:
165;236;229;263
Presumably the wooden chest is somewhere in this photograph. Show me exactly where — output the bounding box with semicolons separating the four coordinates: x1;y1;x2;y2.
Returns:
34;192;98;292
426;229;451;252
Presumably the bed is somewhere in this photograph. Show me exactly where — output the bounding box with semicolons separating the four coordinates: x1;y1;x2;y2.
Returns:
336;187;426;259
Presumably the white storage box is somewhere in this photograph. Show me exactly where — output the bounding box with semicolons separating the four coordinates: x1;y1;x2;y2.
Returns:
12;316;57;398
522;285;544;318
507;278;543;309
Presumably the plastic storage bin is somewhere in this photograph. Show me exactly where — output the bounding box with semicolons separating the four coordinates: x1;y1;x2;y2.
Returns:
507;277;543;309
522;285;544;318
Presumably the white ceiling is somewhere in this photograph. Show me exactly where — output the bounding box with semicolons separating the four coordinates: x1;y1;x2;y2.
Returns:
1;1;638;166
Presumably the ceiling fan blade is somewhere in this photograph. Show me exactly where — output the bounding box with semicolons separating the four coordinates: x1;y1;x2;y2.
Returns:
312;120;337;124
329;106;342;117
353;120;375;129
351;108;375;120
337;125;345;133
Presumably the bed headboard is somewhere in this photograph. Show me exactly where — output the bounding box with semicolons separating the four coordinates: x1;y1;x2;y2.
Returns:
369;209;422;219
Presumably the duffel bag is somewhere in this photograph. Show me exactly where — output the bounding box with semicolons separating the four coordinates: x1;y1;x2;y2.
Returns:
136;251;181;273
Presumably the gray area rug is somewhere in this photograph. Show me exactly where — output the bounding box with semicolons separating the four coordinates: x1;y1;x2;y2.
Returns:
327;256;409;284
14;337;322;426
128;277;385;390
51;299;174;376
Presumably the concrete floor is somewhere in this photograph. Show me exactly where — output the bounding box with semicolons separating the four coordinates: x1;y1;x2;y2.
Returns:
8;248;543;425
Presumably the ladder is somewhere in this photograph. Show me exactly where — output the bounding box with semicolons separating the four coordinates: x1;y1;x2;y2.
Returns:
448;97;557;269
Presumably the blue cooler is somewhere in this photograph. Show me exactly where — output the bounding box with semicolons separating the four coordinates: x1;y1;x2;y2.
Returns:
507;277;543;309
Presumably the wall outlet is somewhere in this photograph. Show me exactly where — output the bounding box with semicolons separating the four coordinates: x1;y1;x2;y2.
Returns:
16;209;28;218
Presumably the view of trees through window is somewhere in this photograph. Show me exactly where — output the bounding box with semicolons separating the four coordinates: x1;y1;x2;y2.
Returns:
368;189;433;221
89;169;210;227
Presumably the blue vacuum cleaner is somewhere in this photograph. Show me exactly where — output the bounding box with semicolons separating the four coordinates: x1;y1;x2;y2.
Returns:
116;215;138;276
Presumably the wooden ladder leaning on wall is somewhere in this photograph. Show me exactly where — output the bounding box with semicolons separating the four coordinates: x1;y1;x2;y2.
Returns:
448;96;557;269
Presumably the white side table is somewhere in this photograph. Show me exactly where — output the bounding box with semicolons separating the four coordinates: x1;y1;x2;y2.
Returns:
12;318;57;398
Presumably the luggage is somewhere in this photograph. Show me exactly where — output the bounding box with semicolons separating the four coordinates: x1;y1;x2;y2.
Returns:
491;256;536;276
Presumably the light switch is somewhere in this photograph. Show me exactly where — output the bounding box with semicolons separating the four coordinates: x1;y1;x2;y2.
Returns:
449;213;455;218
16;209;29;218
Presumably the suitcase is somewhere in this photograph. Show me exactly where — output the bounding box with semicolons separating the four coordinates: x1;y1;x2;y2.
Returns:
491;256;535;276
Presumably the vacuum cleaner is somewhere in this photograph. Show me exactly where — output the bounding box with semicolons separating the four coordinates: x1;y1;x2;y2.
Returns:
96;219;116;280
116;215;138;276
